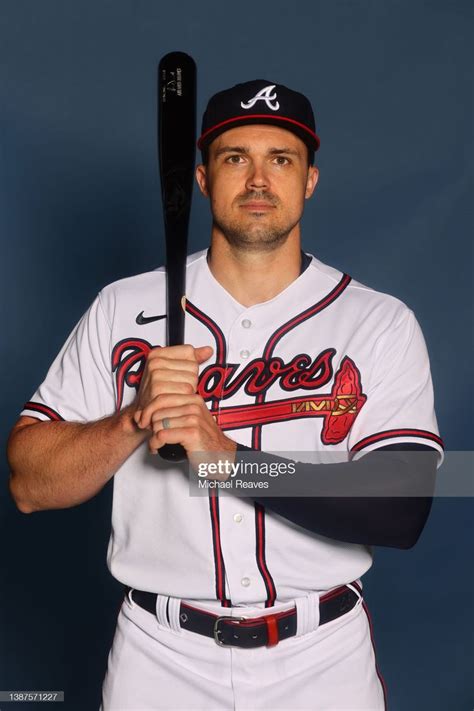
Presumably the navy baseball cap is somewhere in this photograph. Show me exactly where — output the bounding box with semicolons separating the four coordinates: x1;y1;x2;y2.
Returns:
198;79;320;158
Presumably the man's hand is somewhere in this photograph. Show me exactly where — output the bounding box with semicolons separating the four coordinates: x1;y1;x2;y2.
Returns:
147;391;236;460
133;344;211;429
133;344;237;467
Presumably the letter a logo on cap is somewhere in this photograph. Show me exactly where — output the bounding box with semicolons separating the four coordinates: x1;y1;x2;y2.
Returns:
240;85;280;111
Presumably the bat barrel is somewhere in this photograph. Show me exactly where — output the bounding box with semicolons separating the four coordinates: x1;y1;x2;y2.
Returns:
158;52;197;463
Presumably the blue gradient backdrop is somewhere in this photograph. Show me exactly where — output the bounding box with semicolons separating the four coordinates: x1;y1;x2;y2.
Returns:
1;1;472;710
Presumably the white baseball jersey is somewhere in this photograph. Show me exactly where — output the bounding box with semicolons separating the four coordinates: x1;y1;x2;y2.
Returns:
21;249;443;608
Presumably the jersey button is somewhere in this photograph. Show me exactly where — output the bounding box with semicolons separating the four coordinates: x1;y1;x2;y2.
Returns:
241;319;252;329
233;513;243;523
240;349;250;359
241;577;251;587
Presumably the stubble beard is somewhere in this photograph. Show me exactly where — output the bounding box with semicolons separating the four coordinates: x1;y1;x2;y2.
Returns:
213;217;294;253
212;199;300;254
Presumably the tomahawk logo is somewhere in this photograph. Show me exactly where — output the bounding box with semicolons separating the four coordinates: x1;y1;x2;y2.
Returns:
241;84;280;111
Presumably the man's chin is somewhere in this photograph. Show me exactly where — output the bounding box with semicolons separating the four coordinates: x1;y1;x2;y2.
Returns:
224;232;289;253
213;216;299;253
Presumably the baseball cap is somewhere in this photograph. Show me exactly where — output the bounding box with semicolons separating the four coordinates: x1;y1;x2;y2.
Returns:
198;79;320;160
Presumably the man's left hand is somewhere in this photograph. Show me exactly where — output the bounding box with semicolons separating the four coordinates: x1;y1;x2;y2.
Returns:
137;392;237;472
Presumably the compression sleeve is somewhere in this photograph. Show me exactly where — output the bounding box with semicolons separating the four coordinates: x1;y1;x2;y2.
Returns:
235;442;437;549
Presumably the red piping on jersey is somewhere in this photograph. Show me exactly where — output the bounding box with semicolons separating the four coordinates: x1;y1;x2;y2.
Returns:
22;402;64;421
351;429;444;452
255;503;277;608
252;272;352;446
186;299;227;412
187;299;232;606
362;599;388;710
263;273;352;358
209;494;232;607
197;114;320;149
251;273;352;605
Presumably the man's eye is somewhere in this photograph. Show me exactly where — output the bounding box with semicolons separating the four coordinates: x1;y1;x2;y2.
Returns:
273;156;290;165
226;155;245;164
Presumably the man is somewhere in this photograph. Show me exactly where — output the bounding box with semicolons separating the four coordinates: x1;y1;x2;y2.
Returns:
8;80;443;710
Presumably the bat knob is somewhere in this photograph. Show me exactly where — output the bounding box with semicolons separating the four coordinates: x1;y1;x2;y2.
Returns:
159;443;187;462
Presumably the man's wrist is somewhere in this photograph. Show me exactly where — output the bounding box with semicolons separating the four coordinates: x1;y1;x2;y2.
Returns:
219;436;238;460
118;405;148;441
188;437;237;480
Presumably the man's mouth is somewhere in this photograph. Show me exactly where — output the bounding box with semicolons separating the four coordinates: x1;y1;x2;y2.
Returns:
240;202;275;210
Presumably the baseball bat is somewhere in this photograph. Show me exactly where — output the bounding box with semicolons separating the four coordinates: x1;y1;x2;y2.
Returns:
157;51;197;462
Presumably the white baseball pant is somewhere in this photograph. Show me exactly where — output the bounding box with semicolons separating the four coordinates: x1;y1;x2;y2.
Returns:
100;587;386;711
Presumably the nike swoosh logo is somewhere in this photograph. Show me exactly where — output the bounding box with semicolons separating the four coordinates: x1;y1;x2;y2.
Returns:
136;311;167;325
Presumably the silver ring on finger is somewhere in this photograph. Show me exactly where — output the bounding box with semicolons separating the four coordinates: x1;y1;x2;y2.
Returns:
162;417;171;430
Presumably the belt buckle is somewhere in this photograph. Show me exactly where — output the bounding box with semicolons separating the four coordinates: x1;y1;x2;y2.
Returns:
213;615;247;647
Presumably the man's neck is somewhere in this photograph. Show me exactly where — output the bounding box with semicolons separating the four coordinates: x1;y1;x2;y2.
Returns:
207;233;303;307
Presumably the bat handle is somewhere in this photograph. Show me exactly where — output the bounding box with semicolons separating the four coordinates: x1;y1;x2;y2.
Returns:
160;443;187;462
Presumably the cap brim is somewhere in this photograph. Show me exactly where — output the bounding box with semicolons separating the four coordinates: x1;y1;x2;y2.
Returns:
198;114;320;151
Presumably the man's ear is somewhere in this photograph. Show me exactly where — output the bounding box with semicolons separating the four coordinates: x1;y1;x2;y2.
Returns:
305;166;319;199
195;164;209;197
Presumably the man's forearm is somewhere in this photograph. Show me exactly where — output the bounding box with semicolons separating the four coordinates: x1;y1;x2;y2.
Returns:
235;443;438;549
7;406;147;513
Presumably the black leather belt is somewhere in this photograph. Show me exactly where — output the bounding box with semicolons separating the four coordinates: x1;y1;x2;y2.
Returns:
125;583;360;649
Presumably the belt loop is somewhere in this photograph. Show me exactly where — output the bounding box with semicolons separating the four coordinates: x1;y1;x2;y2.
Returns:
155;594;171;628
167;596;182;633
346;582;363;608
126;587;135;608
295;591;320;637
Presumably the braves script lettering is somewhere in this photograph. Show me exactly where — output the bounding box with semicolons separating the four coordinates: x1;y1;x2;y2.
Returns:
198;350;335;399
111;340;366;444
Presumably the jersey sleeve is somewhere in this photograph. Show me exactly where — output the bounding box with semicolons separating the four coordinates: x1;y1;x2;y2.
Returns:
348;306;444;463
20;292;116;423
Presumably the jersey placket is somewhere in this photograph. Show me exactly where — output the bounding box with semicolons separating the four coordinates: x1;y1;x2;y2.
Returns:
215;310;274;604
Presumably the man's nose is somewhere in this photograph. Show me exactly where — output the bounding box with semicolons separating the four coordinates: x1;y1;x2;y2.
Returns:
245;161;269;191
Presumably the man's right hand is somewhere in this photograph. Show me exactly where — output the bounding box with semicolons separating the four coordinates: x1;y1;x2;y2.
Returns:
132;344;213;433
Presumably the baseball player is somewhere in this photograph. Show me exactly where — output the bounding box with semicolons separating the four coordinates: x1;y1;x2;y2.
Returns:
8;79;443;711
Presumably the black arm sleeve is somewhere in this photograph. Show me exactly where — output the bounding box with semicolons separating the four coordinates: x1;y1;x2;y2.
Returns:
235;443;438;549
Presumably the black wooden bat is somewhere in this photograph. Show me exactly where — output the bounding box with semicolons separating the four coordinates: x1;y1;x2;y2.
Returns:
158;52;196;462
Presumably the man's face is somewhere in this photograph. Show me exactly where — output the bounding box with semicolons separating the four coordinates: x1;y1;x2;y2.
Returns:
195;125;319;253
